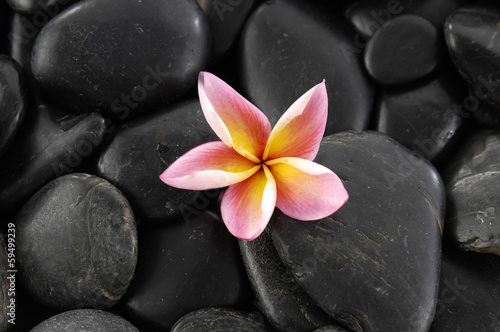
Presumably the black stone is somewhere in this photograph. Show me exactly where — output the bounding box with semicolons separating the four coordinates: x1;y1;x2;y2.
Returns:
0;2;9;54
30;309;139;332
272;131;444;332
31;0;210;119
0;106;106;214
364;14;441;85
171;308;273;332
313;326;350;332
445;6;500;111
196;0;255;59
97;99;219;222
375;71;466;164
122;211;250;331
0;234;9;332
0;54;27;159
429;247;500;331
345;0;467;39
443;129;500;254
239;226;336;332
239;0;374;135
16;173;137;311
5;0;79;14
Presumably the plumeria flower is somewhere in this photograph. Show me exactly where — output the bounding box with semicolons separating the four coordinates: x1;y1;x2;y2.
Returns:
160;72;348;240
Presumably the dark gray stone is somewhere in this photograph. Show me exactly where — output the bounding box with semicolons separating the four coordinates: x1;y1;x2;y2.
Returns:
443;129;500;254
429;247;500;331
239;226;335;332
16;173;137;311
345;0;467;39
313;326;350;332
272;131;444;332
0;106;106;214
31;0;210;119
239;0;374;135
445;6;500;112
375;70;465;164
364;14;441;85
171;308;273;332
6;0;79;14
196;0;255;59
0;54;27;159
30;309;139;332
97;100;219;222
122;211;251;331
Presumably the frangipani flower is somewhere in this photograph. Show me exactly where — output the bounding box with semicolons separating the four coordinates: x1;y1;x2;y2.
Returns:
160;72;348;240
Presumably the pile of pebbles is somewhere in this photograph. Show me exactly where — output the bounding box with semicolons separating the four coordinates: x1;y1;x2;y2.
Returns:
0;0;499;331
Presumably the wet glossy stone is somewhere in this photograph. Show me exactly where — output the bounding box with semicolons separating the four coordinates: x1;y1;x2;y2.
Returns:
0;106;106;214
97;100;219;222
443;130;500;254
345;0;467;38
30;309;139;332
240;0;374;135
5;0;78;14
313;326;350;332
272;131;444;332
16;173;137;311
429;247;500;331
0;55;27;158
375;71;465;164
31;0;210;119
196;0;255;59
122;211;250;331
171;308;273;332
364;14;441;85
445;6;500;111
239;226;335;332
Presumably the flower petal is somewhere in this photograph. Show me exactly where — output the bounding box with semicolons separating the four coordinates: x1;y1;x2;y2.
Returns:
266;157;348;220
263;81;328;161
198;71;272;162
221;164;277;241
160;141;260;190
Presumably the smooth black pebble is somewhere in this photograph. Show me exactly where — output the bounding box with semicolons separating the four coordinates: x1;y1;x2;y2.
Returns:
122;211;250;331
0;54;27;159
0;106;106;214
16;173;137;311
197;0;256;59
375;70;466;164
345;0;466;38
442;129;500;254
429;247;500;331
31;0;210;119
445;6;500;112
97;100;219;222
272;131;444;332
5;0;78;14
239;226;336;332
29;309;139;332
364;14;441;85
171;308;273;332
240;0;374;135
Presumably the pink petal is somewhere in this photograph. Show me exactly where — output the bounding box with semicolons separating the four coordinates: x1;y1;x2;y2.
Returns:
263;81;328;161
159;141;260;190
198;72;272;162
221;165;277;241
266;157;348;220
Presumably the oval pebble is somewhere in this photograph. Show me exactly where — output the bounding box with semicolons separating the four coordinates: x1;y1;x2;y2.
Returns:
16;173;138;311
31;0;210;119
364;14;441;85
171;308;273;332
29;309;139;332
